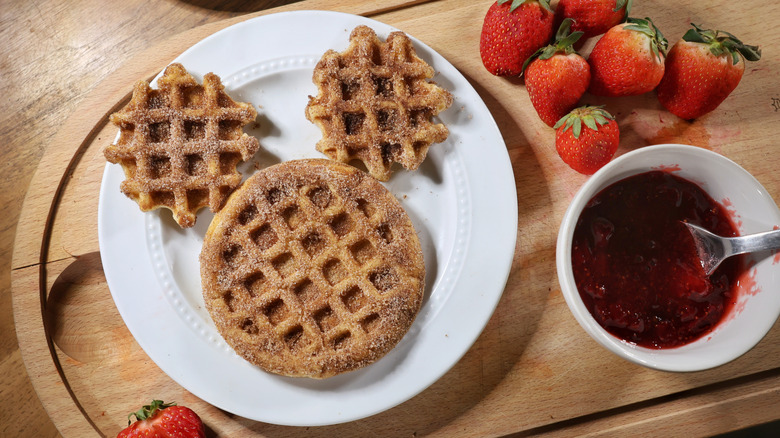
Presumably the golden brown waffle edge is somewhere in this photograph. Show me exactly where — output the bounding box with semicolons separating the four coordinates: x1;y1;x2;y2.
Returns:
104;63;260;228
305;25;454;181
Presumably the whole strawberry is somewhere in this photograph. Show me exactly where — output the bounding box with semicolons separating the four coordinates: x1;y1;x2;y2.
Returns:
556;0;631;39
656;24;761;120
554;106;619;174
588;17;668;96
117;400;206;438
480;0;555;76
523;19;591;126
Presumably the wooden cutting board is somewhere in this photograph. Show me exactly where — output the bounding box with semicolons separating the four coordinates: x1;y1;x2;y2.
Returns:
12;0;780;436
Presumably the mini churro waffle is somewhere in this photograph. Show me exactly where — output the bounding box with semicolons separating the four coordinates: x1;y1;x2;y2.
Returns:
200;159;425;378
305;25;453;181
104;63;260;228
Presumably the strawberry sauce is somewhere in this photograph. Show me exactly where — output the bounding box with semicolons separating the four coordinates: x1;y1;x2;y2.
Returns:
572;170;745;349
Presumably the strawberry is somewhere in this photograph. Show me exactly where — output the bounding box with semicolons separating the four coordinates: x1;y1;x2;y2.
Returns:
117;400;206;438
555;0;631;39
587;17;668;96
480;0;555;76
554;106;619;174
656;24;761;120
523;19;591;126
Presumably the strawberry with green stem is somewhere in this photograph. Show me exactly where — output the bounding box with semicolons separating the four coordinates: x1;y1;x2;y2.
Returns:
554;106;620;175
117;400;206;438
588;17;668;96
656;23;761;120
556;0;632;39
523;18;591;126
480;0;555;76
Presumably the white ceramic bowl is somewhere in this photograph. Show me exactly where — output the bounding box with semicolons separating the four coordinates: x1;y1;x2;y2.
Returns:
557;144;780;371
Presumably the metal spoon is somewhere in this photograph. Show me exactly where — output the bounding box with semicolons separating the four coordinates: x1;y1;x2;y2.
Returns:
683;222;780;276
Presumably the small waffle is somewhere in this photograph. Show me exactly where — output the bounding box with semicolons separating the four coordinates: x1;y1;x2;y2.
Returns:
104;63;260;228
200;159;425;378
305;25;453;181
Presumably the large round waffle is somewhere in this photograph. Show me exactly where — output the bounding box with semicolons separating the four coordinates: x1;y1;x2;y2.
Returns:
200;159;425;378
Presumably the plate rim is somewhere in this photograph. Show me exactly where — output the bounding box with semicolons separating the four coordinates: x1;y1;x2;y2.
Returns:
98;9;518;426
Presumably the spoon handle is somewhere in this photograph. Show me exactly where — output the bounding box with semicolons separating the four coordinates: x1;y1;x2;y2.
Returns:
728;228;780;257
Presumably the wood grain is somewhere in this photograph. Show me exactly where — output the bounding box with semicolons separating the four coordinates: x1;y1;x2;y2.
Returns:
2;2;306;437
6;0;780;437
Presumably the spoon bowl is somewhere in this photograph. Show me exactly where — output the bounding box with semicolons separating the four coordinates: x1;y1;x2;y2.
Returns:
684;223;780;276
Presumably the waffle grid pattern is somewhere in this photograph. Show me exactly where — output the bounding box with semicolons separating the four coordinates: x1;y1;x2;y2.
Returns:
105;63;259;227
305;25;453;181
201;159;424;378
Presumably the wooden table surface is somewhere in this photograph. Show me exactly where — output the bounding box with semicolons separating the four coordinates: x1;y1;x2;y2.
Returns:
4;0;780;437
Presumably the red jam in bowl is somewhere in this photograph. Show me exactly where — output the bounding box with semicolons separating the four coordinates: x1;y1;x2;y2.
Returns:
571;170;746;349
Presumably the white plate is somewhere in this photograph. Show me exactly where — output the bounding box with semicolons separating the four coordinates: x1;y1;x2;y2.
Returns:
98;10;517;426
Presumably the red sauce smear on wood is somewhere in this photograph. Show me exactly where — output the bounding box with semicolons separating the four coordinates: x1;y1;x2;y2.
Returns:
572;170;746;348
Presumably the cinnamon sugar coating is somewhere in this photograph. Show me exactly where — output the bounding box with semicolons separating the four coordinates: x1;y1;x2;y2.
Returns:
305;25;453;181
200;159;425;378
104;63;260;227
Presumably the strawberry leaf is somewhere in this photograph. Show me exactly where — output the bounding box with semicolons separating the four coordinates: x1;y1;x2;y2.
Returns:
555;17;573;40
559;31;585;50
553;18;584;51
625;17;668;59
128;400;176;425
614;0;632;19
572;118;582;138
682;27;707;44
521;47;545;76
563;115;577;132
683;23;762;64
498;0;551;13
496;0;518;11
521;18;583;76
737;43;761;62
624;17;650;33
583;115;598;132
556;106;614;139
592;113;609;125
540;45;558;59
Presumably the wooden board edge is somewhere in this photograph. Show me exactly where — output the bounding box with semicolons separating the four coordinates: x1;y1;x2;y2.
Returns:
527;368;780;437
21;1;779;436
11;263;100;437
